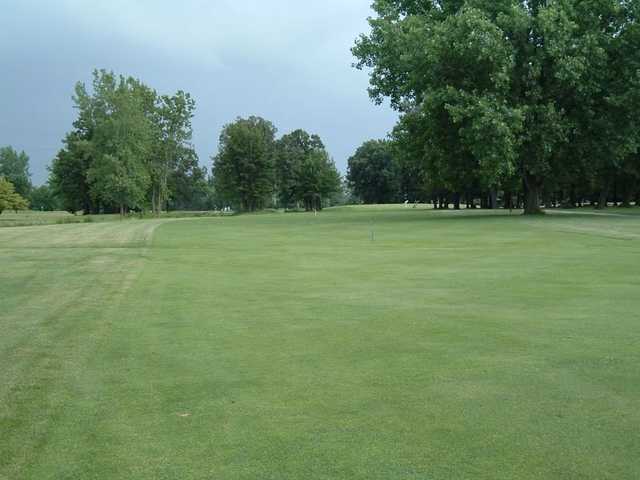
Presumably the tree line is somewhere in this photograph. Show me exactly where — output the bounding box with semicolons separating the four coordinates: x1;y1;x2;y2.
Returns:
0;147;32;213
349;0;640;213
1;70;343;216
48;70;208;215
213;117;342;211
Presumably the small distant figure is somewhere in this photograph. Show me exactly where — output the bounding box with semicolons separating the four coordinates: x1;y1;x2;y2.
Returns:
404;200;409;208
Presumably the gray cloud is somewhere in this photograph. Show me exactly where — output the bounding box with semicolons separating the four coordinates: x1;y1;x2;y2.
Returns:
0;0;397;184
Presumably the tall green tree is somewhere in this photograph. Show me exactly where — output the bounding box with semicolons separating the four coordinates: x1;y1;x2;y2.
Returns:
212;116;277;211
150;91;198;214
353;0;640;214
0;147;32;197
50;69;202;214
294;149;341;211
347;140;401;204
0;177;29;214
29;184;60;211
274;129;340;210
50;133;94;213
81;71;152;214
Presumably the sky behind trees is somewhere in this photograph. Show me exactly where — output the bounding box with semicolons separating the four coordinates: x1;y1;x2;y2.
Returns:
0;0;397;184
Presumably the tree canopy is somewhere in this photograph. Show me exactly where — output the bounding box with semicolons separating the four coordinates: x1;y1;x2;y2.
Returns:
347;140;401;204
353;0;640;213
212;116;277;212
0;177;29;214
49;70;205;214
0;147;32;197
275;129;341;210
213;121;341;212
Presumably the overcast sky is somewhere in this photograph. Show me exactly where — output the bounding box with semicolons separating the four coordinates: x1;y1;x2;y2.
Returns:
0;0;397;185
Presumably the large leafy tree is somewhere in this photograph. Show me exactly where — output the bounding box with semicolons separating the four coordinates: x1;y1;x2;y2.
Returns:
50;133;94;213
50;70;202;214
29;185;60;211
294;149;341;211
390;113;430;202
167;153;209;210
275;129;341;210
347;140;401;204
150;91;199;214
82;71;153;214
0;147;32;197
0;177;29;214
212;116;277;211
353;0;640;214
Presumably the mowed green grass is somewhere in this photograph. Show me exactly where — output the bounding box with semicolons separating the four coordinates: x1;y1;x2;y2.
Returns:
1;207;639;479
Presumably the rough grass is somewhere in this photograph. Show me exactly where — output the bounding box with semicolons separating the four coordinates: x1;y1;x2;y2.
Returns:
1;207;639;479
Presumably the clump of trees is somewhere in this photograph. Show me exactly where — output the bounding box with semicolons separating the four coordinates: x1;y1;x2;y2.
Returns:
0;177;29;214
347;140;401;204
49;70;208;215
29;185;60;211
213;117;341;211
0;146;60;211
0;147;32;199
353;0;640;213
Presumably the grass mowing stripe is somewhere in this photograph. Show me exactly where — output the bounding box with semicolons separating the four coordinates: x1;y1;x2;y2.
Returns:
1;207;639;479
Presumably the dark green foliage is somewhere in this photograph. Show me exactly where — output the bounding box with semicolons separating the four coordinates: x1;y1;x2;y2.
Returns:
0;147;32;197
50;133;94;213
212;116;277;212
82;72;153;214
29;185;61;211
274;129;341;210
347;140;401;204
49;70;202;214
150;91;199;213
353;0;640;213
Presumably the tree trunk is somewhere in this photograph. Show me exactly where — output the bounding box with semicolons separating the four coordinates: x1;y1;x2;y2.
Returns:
503;190;512;210
453;193;461;210
488;190;497;210
569;185;577;208
152;186;158;215
597;184;610;210
523;174;543;215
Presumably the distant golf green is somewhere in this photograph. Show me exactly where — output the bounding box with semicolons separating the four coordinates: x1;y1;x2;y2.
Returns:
1;207;639;479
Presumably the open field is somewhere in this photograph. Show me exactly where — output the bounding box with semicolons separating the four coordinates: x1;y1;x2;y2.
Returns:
1;207;639;479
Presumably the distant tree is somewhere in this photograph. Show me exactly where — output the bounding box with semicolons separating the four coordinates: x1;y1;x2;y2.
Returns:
0;146;32;197
29;185;61;211
275;129;340;210
391;113;430;202
0;177;29;214
347;140;401;204
167;156;209;210
49;133;94;213
80;71;152;215
150;91;199;214
212;116;277;211
51;69;202;214
275;130;323;209
294;149;341;211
